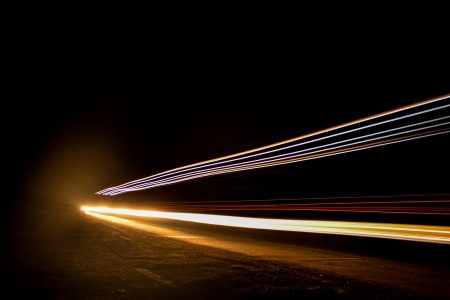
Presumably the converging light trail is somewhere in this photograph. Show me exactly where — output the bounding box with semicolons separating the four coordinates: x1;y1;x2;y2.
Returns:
82;206;450;244
97;94;450;195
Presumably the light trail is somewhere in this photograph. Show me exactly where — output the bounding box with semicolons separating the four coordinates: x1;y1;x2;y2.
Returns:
118;194;450;204
102;127;450;194
116;123;450;192
112;200;450;215
104;195;450;217
116;193;450;205
108;194;450;216
103;107;450;193
82;206;450;244
111;119;450;192
97;94;450;195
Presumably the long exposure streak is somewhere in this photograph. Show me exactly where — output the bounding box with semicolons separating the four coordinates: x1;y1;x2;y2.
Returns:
118;202;450;215
82;207;450;244
108;194;450;216
97;94;450;195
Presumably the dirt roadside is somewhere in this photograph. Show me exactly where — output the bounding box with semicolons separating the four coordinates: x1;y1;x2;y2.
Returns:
1;207;448;299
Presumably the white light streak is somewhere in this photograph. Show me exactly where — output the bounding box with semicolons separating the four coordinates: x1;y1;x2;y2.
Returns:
97;95;450;195
82;206;450;244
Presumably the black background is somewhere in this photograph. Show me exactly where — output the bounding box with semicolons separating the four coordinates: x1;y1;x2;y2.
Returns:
3;26;450;225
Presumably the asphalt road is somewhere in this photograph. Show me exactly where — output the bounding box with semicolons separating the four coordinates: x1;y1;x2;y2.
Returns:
2;206;450;299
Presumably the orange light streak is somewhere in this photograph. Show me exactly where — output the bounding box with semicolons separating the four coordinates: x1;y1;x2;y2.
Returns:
82;206;450;244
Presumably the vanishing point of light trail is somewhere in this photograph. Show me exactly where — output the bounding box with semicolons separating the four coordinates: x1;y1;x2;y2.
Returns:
81;206;450;244
97;94;450;195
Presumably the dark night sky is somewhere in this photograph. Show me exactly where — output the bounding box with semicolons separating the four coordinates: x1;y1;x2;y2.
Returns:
4;30;450;222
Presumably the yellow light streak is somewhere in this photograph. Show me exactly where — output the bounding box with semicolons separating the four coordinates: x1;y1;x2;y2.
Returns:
82;206;450;244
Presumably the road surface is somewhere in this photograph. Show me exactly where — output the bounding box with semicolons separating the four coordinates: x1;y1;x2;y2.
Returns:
2;207;450;299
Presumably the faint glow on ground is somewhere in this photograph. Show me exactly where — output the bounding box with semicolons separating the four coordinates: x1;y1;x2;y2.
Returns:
82;206;450;244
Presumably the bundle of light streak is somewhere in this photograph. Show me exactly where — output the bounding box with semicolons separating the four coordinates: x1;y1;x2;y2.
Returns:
81;206;450;244
97;95;450;196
